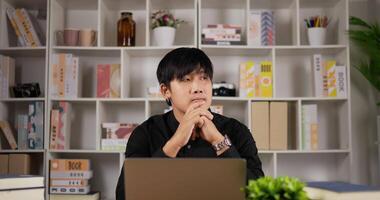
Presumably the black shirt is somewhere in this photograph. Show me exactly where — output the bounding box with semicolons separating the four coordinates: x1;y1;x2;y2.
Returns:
115;110;264;200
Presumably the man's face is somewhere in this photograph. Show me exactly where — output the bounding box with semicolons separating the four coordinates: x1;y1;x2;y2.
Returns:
164;69;212;114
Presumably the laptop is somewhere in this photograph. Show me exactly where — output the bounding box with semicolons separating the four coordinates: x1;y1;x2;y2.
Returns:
123;158;246;200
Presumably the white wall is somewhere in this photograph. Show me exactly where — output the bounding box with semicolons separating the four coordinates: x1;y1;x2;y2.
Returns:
349;0;380;186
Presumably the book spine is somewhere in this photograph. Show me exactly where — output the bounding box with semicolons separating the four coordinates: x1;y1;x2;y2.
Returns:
110;64;121;98
50;186;90;194
336;66;347;98
248;11;261;46
57;102;71;149
50;109;59;149
50;159;91;171
50;179;89;187
17;115;28;150
239;61;255;97
12;8;30;46
313;54;323;97
6;8;26;46
20;8;41;46
49;170;93;179
101;138;127;151
97;64;110;97
259;61;273;97
15;8;37;47
261;10;275;46
0;121;18;149
34;102;44;149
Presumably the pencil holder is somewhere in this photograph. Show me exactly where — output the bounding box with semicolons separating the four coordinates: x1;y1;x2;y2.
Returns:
307;27;326;45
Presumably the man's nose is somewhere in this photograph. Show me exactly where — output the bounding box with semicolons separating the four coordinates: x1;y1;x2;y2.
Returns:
191;81;203;94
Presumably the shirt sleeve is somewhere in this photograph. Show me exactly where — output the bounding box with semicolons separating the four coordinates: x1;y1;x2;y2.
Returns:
219;120;265;181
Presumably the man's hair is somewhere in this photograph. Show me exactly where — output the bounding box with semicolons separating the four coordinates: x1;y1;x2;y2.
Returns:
156;48;213;87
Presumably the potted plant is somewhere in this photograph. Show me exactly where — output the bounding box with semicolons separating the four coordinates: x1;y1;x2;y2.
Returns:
244;176;310;200
151;10;185;46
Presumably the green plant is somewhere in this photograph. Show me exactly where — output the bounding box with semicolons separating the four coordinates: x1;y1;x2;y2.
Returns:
151;10;185;29
244;176;310;200
348;16;380;104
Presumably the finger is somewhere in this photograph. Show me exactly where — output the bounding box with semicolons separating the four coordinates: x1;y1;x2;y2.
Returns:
186;100;206;113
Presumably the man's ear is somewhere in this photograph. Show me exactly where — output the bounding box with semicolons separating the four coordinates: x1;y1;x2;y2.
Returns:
160;83;170;98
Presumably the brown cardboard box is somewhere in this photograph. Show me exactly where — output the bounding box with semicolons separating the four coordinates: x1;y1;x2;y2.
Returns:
0;154;9;174
8;154;31;174
251;102;269;150
270;102;288;150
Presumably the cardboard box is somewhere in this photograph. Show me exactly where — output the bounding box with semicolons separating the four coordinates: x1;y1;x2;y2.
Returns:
0;154;9;174
8;154;31;174
270;102;288;150
251;102;269;150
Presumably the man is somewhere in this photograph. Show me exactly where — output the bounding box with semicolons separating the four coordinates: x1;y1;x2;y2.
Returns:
116;47;264;199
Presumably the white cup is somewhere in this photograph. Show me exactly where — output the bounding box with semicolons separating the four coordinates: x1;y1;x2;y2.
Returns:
307;27;327;45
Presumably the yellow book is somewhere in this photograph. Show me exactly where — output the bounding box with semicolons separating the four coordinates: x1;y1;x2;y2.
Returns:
110;64;121;98
58;54;67;97
50;159;91;172
259;61;273;97
239;61;255;97
324;60;337;97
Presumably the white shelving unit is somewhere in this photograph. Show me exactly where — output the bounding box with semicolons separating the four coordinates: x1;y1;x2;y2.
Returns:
0;0;351;199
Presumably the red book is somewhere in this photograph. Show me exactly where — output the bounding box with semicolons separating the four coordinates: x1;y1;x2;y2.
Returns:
97;64;110;97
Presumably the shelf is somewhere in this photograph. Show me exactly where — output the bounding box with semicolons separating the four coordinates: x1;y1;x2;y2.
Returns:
50;98;98;102
0;47;46;57
48;149;123;154
0;149;45;153
0;98;45;102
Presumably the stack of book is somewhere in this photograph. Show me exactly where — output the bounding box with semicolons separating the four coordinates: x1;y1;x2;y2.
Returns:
50;159;93;194
313;54;347;98
201;24;243;45
0;175;44;200
6;7;45;47
239;60;273;98
50;102;71;150
0;55;16;98
249;10;275;46
97;64;121;98
301;104;319;150
101;122;138;151
251;102;289;150
51;53;81;98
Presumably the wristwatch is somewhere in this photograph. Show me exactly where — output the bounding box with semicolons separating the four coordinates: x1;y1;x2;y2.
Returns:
212;135;232;152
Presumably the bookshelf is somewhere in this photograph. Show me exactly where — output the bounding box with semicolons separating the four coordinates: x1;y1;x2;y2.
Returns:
0;0;352;199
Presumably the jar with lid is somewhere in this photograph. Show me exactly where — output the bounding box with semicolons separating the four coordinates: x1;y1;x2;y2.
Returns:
117;12;136;46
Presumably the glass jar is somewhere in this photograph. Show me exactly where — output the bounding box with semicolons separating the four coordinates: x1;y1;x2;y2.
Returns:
117;12;136;46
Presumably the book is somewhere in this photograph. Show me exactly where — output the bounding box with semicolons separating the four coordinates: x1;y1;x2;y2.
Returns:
97;64;110;97
8;154;31;175
50;179;89;187
50;170;93;179
239;61;255;97
0;121;17;150
28;102;44;149
251;102;269;150
110;64;121;98
313;54;324;97
101;138;127;151
19;8;42;46
323;60;337;97
248;11;261;46
302;104;318;150
50;192;100;200
0;188;44;200
50;159;91;172
305;181;380;200
0;175;44;190
57;101;71;149
269;102;288;150
6;7;26;46
102;123;138;139
0;55;16;98
261;10;275;46
50;186;90;194
336;66;347;98
259;61;273;97
17;114;29;150
0;155;9;174
50;109;60;149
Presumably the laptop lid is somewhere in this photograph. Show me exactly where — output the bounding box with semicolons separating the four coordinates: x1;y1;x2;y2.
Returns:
124;158;246;200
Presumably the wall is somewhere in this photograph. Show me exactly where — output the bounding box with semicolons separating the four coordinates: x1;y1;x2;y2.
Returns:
349;0;380;186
